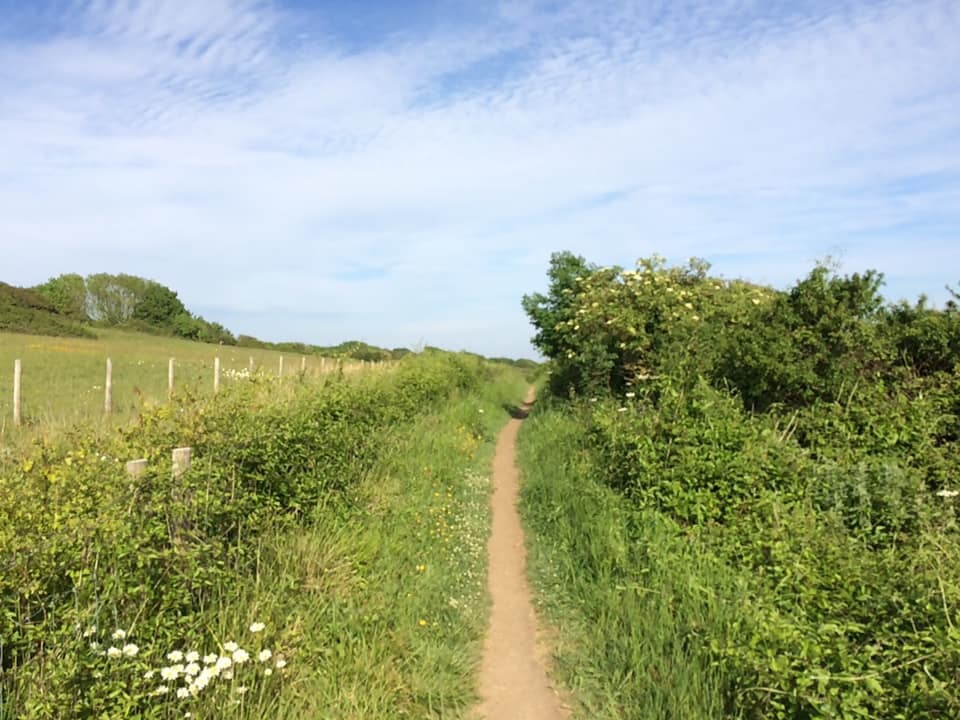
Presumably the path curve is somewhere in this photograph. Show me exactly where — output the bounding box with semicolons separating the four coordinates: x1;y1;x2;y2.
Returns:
474;388;569;720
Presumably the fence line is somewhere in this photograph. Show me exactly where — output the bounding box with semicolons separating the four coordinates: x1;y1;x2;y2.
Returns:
7;355;389;429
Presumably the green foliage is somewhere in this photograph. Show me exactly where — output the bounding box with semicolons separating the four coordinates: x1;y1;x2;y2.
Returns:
0;282;93;338
132;283;187;328
86;273;151;325
520;252;960;719
32;273;89;321
0;352;499;718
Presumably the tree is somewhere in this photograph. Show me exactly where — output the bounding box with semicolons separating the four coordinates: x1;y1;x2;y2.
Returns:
133;283;187;328
85;273;150;325
33;274;89;321
521;251;595;359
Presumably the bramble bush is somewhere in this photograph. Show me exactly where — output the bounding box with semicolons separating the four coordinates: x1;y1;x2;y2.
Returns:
0;352;488;718
523;252;960;718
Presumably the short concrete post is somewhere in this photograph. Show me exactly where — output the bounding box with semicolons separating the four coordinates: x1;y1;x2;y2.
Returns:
168;357;175;400
278;356;284;379
13;359;22;427
214;357;221;394
301;356;306;374
125;459;148;479
172;447;191;479
104;358;113;415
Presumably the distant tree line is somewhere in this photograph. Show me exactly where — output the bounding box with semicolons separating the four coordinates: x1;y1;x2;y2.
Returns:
33;273;236;344
25;273;423;360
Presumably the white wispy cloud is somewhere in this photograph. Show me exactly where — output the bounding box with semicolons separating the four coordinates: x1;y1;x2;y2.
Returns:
2;0;958;356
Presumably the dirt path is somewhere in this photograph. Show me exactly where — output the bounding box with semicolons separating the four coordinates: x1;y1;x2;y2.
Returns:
473;389;569;720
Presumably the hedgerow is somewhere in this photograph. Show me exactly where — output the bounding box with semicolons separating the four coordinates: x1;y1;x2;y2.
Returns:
0;352;487;718
522;252;960;718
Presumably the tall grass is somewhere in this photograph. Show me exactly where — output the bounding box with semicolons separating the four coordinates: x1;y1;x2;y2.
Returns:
517;401;747;720
1;352;528;719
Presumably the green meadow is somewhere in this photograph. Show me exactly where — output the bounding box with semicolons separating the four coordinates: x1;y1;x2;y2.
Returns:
0;328;371;437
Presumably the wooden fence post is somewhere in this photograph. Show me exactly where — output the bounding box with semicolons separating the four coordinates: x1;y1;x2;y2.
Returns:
301;356;306;374
172;447;191;479
13;359;22;427
278;356;284;379
320;357;326;372
125;459;148;479
168;357;175;400
104;358;113;415
249;356;255;373
214;357;221;394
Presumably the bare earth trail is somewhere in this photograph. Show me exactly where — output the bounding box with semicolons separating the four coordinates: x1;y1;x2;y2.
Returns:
473;388;570;720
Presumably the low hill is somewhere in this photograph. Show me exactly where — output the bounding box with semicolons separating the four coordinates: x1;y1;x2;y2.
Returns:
0;282;93;338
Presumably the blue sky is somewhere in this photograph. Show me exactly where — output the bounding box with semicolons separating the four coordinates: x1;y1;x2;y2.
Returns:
1;0;958;358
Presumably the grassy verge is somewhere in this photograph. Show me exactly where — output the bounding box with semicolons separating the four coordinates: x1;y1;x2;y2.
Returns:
517;401;745;720
201;368;529;719
1;354;528;719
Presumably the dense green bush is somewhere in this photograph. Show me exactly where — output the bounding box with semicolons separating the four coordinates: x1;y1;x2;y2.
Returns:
0;352;486;718
523;253;960;718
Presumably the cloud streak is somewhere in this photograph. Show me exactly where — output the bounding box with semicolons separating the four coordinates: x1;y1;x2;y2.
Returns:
2;0;958;356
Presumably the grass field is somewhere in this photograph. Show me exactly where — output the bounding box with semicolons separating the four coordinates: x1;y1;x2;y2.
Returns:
0;329;374;437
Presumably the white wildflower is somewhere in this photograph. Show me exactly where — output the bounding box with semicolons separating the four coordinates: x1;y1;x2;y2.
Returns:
203;653;218;665
249;622;266;634
176;687;190;699
236;686;248;696
107;646;122;659
192;672;211;691
185;650;200;663
215;656;233;671
625;392;635;398
167;650;184;663
936;489;959;498
258;649;272;663
617;407;627;413
144;670;155;680
275;659;287;670
223;641;239;653
222;669;234;680
83;626;97;638
264;668;274;677
122;643;139;658
153;685;170;696
184;662;201;677
160;666;180;681
111;629;126;641
232;648;250;664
